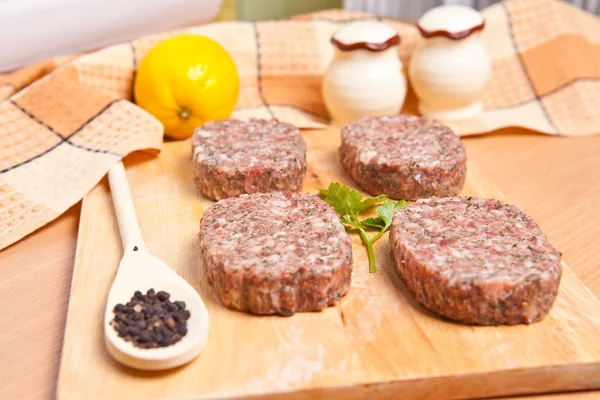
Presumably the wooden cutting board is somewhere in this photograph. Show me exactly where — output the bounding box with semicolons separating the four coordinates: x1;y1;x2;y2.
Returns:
57;128;600;400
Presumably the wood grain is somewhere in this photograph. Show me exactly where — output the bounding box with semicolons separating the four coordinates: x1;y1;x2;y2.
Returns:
506;392;600;400
0;204;80;400
2;128;600;400
56;129;600;400
462;129;600;298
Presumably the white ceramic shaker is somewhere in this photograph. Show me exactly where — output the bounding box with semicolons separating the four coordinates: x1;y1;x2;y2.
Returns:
409;5;491;120
322;20;407;126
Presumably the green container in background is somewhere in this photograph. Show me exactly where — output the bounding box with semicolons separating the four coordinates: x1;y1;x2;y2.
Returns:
217;0;342;21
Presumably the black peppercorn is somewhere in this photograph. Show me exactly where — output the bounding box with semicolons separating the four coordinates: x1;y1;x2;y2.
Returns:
114;304;126;313
128;327;140;336
156;291;170;301
174;301;186;310
110;288;190;349
138;331;152;343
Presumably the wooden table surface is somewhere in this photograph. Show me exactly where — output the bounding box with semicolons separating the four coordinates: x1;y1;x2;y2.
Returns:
1;128;600;400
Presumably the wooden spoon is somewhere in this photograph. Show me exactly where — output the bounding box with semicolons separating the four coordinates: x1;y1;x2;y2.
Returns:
103;161;209;371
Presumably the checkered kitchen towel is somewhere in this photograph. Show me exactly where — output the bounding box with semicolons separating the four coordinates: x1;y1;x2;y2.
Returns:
1;0;599;250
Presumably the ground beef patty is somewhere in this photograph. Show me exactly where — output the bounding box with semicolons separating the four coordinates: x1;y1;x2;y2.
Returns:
390;196;562;325
199;192;353;316
339;116;467;200
192;118;306;200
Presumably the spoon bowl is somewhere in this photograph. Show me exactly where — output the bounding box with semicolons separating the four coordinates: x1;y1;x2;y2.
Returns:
104;161;209;371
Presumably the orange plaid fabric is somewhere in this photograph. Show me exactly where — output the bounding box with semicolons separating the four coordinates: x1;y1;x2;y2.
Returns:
0;0;599;250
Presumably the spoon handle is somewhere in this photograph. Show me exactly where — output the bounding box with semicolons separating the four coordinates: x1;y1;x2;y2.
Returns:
108;161;145;252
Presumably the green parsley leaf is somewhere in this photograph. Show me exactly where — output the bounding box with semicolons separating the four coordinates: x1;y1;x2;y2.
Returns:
355;194;388;213
376;199;409;228
318;183;387;217
360;217;386;230
318;182;408;274
318;182;362;217
360;200;409;230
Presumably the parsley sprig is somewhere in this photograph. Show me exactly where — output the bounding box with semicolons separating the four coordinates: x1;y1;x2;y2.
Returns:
318;183;408;273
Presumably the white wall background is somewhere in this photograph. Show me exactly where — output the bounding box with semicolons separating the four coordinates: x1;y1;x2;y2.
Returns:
343;0;600;20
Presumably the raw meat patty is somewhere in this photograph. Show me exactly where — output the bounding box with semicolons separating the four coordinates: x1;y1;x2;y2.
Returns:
389;196;562;325
339;116;467;200
199;191;353;316
192;118;306;200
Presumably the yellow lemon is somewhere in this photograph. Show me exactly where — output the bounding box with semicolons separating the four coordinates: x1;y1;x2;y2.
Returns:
134;35;239;140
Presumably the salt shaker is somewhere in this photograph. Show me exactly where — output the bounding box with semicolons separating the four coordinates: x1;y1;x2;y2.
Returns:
409;5;491;120
322;20;407;126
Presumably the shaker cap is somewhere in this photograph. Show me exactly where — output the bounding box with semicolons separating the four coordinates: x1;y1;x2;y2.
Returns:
331;20;400;52
417;5;485;40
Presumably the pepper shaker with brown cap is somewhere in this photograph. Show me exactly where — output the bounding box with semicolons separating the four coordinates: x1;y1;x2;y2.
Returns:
409;5;491;121
322;20;407;126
